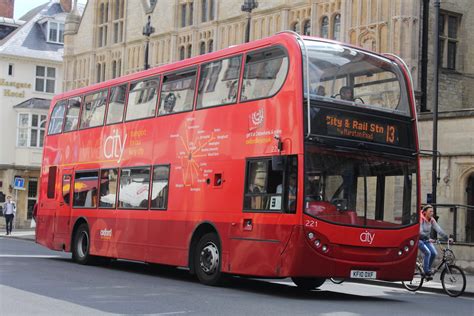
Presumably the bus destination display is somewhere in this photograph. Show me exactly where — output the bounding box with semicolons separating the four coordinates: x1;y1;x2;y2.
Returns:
325;114;399;145
310;107;413;148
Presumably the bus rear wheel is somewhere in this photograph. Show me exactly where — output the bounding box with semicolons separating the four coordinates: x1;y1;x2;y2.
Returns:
292;277;326;290
72;223;93;265
194;233;222;286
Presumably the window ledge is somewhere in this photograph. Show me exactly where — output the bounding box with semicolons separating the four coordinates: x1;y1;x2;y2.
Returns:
440;68;462;75
418;109;474;120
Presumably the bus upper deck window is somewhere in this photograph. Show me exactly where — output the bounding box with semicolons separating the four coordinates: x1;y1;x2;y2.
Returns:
64;96;82;132
197;56;242;109
241;47;289;102
125;77;160;121
107;84;127;124
80;89;108;129
158;69;196;115
48;100;67;135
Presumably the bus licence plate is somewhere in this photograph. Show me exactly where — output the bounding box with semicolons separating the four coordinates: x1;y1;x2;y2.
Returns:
350;270;377;279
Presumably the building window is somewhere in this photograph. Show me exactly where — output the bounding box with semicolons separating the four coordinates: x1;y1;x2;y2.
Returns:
179;46;185;60
189;2;194;25
332;14;341;41
96;62;106;83
181;4;187;27
17;113;47;148
201;0;208;22
208;39;213;53
303;20;311;36
439;11;460;70
201;0;214;22
8;64;13;76
112;0;124;43
187;44;192;58
27;179;38;219
291;21;300;34
35;66;55;93
180;1;194;27
209;0;215;20
111;60;121;79
200;41;206;55
320;16;329;39
48;21;64;44
98;2;109;47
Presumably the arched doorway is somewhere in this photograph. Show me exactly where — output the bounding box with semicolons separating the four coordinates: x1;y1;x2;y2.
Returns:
466;174;474;242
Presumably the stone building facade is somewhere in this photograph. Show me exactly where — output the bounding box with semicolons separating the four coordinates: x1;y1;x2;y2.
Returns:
0;0;73;228
62;0;473;247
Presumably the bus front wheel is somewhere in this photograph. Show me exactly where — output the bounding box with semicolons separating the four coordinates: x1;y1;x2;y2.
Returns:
72;223;92;265
292;277;326;290
194;233;222;286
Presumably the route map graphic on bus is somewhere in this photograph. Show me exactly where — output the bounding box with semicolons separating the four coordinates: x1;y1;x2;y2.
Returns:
171;118;229;191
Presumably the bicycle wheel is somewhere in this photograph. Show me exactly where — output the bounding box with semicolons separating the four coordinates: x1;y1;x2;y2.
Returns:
330;278;345;284
441;265;466;297
402;264;424;292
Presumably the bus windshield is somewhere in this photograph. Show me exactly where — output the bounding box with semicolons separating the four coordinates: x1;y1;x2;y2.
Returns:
304;147;418;228
303;40;410;116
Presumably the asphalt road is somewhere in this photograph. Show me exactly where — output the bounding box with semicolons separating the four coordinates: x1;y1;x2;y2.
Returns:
1;237;473;315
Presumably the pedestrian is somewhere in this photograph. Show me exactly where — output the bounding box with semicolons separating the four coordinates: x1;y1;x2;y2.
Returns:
2;195;16;235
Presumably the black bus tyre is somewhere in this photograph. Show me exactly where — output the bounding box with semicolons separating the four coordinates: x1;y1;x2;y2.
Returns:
402;264;424;292
292;277;326;290
72;223;93;265
441;265;466;297
194;233;222;286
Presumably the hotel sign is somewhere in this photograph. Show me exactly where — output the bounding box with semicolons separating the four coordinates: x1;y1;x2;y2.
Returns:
0;78;32;98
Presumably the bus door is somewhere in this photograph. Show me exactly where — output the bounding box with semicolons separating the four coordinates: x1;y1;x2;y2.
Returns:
230;155;298;276
53;169;73;244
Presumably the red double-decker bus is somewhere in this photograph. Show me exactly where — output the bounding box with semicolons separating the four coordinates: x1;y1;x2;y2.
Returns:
36;32;420;288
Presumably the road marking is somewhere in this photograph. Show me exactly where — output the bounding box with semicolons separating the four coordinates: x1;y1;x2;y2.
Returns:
0;254;62;258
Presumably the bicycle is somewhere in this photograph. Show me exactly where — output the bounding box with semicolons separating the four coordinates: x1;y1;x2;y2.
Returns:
402;239;466;297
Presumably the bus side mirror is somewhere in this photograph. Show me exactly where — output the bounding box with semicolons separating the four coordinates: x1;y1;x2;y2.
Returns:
272;155;286;171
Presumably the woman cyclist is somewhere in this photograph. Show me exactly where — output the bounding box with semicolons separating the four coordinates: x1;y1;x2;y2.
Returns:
419;205;452;279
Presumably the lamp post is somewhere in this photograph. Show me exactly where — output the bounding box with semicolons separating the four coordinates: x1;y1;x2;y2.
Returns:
241;0;258;43
143;15;155;70
432;0;440;216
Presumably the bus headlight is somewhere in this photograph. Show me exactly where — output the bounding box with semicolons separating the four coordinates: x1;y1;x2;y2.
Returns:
398;250;403;256
409;240;415;246
322;245;328;252
308;232;315;240
314;239;321;247
404;246;409;252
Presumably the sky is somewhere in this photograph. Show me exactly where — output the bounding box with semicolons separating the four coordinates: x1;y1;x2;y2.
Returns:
14;0;88;20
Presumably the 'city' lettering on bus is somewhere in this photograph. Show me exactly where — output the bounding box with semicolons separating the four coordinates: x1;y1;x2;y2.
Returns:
360;231;375;244
103;129;127;163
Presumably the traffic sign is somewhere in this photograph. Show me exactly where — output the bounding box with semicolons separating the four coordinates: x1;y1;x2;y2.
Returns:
14;177;25;190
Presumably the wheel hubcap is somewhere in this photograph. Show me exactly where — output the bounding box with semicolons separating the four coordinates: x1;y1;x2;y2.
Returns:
200;242;219;274
77;231;89;258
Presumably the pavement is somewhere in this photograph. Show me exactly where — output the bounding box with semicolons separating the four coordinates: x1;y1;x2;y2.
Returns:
2;228;473;297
